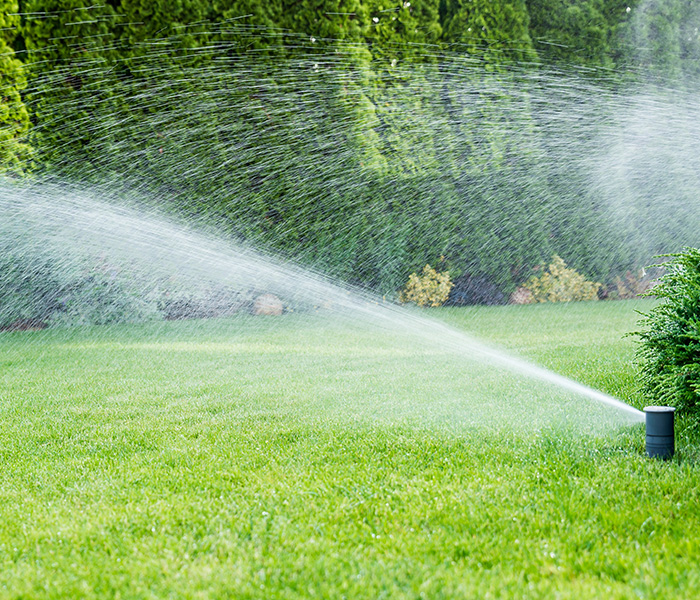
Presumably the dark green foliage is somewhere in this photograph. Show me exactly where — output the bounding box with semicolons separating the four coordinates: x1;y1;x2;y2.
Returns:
280;0;368;42
0;0;32;174
446;273;507;305
526;0;611;67
636;248;700;415
525;1;646;69
117;0;210;47
0;250;162;328
21;0;117;170
441;0;536;65
365;0;442;59
617;0;700;81
626;0;684;77
5;0;698;312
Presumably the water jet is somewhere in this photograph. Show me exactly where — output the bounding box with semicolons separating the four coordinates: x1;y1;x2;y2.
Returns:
644;406;676;459
0;185;647;434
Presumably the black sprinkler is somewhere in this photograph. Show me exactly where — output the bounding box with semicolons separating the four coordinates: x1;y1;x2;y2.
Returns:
644;406;676;459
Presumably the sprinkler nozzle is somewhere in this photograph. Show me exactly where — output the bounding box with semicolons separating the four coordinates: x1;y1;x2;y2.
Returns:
644;406;676;460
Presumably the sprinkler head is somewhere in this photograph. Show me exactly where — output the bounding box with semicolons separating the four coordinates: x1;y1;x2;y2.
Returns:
644;406;676;460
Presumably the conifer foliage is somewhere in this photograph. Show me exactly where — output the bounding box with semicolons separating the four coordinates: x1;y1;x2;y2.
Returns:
2;0;699;297
636;249;700;415
441;0;536;65
0;0;31;174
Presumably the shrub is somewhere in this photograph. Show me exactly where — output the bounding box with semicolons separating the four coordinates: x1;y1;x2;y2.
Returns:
0;0;32;175
49;261;162;327
635;249;700;415
0;253;63;329
524;255;601;303
445;274;506;306
509;286;534;305
0;250;162;329
158;286;251;320
399;264;453;308
609;269;657;300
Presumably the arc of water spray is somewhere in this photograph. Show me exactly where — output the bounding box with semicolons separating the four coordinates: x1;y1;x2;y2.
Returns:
3;184;644;423
343;298;645;421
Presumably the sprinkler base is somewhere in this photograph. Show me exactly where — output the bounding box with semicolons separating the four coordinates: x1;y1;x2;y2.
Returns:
644;406;676;460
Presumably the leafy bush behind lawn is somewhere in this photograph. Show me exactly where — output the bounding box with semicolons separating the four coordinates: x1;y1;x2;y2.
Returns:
636;248;700;415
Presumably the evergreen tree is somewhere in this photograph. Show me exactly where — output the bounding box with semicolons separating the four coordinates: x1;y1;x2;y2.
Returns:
526;0;613;67
438;2;552;288
440;0;536;66
21;0;116;171
599;0;642;67
678;0;700;80
21;0;116;76
624;0;684;78
280;0;368;42
14;0;679;293
614;0;700;82
363;0;442;60
359;0;443;177
0;0;32;174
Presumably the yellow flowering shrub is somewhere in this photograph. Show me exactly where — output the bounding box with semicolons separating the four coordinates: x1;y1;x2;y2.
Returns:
399;264;453;307
524;255;601;303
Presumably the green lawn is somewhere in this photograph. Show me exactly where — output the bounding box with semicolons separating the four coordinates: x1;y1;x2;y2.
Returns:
1;299;699;599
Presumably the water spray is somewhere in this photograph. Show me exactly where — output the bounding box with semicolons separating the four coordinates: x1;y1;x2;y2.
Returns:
644;406;676;459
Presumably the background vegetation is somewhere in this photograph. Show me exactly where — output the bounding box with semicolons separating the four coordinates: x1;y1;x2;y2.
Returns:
1;0;700;299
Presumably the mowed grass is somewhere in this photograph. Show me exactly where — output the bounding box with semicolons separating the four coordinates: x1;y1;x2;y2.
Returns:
1;299;699;599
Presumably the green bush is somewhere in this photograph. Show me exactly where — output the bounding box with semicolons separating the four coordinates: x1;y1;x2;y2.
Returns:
0;0;32;175
0;248;162;329
636;248;700;415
